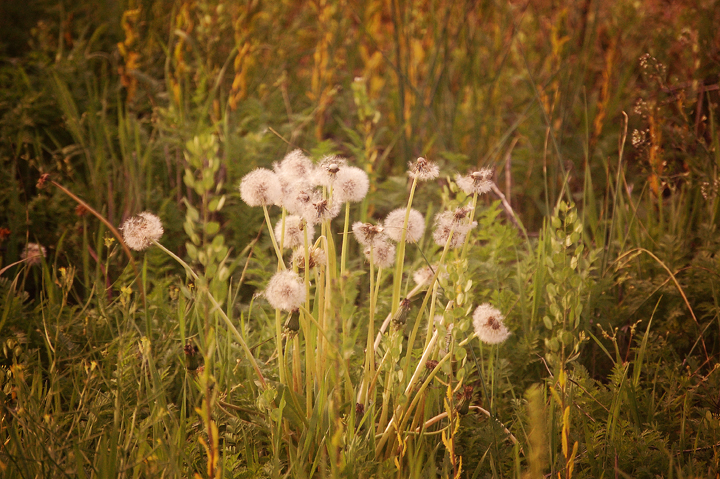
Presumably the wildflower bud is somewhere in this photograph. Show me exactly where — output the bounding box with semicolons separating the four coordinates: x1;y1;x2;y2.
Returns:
284;310;300;333
120;212;164;251
391;298;412;329
239;168;283;207
265;270;306;312
472;303;510;345
425;359;439;370
384;208;425;243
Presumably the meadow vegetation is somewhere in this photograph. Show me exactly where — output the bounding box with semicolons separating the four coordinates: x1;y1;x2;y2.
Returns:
1;0;720;477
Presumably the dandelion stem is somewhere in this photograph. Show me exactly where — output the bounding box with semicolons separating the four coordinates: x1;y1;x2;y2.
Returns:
340;201;350;277
262;205;285;270
391;176;418;315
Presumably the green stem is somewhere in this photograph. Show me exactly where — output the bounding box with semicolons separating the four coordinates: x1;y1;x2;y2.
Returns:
340;201;350;277
263;205;285;270
391;177;419;315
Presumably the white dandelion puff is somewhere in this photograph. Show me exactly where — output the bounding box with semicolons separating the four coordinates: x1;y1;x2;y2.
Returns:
472;303;510;345
455;168;493;196
313;155;347;187
239;168;283;207
432;208;477;248
352;221;385;247
120;212;164;251
265;270;306;311
334;166;369;203
364;239;396;269
384;208;425;243
408;157;439;181
274;149;314;181
275;215;314;250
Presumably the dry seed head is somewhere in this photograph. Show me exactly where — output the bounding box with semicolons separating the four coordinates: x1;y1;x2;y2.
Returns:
408;157;439;181
120;212;164;251
274;149;313;181
455;167;493;195
384;208;425;243
265;270;306;311
352;221;385;247
314;155;348;187
334;166;369;203
364;239;395;269
239;168;283;207
306;198;341;223
291;246;326;271
472;303;510;345
21;243;46;266
275;215;314;250
283;182;318;216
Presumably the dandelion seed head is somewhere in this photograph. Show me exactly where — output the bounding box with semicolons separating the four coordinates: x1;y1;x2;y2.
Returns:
275;215;314;250
334;166;369;203
314;155;347;187
283;182;319;216
305;198;341;224
21;243;46;266
364;239;395;269
291;246;327;271
239;168;283;207
120;212;164;251
456;167;493;195
472;303;510;345
384;208;425;243
274;149;313;181
265;270;306;311
408;157;439;181
352;222;385;247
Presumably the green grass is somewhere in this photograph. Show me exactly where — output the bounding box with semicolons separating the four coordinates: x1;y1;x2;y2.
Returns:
1;0;720;477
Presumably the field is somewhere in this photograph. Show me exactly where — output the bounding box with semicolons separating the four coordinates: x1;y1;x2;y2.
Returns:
1;0;720;477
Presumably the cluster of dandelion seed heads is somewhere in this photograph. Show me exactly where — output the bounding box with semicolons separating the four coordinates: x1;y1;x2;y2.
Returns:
472;303;510;345
334;166;369;203
265;270;306;311
456;167;493;195
121;212;164;251
408;157;440;181
384;208;425;243
239;168;283;207
275;215;314;250
352;222;385;247
364;239;395;269
21;243;46;266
